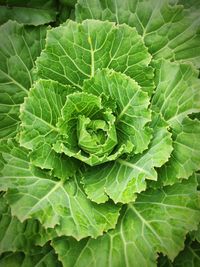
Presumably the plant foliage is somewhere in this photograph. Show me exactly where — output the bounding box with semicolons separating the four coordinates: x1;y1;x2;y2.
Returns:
0;0;200;266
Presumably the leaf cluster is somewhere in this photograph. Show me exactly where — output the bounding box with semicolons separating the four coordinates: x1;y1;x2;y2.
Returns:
0;1;200;266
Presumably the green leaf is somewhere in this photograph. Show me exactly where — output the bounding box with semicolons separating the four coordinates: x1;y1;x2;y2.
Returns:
158;117;200;185
54;91;132;166
158;241;200;267
77;113;117;157
178;0;200;10
19;79;77;179
0;139;120;239
56;92;102;149
152;60;200;127
157;255;173;267
36;19;154;94
52;176;200;267
0;194;47;253
0;6;57;26
83;69;152;154
0;245;62;267
190;224;200;243
60;0;77;7
0;20;47;139
82;118;172;204
76;0;200;67
57;4;75;24
1;0;56;8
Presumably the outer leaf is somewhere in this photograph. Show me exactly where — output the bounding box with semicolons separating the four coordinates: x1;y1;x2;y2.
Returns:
0;1;57;26
0;139;120;239
36;19;154;94
178;0;200;9
19;79;77;179
57;3;76;24
0;246;62;267
0;20;47;138
60;0;77;7
158;241;200;267
151;60;200;127
189;112;200;121
76;0;200;67
190;224;200;243
158;118;200;185
82;117;172;204
52;176;200;267
190;174;200;242
0;194;45;253
83;69;152;154
157;255;173;267
0;0;56;8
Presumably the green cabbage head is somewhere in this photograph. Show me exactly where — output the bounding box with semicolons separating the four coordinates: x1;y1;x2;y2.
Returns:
0;0;200;266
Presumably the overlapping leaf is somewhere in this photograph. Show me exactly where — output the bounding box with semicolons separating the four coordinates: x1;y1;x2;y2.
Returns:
151;60;200;127
0;139;120;240
54;69;152;166
60;0;77;7
158;240;200;267
83;69;151;154
82;116;172;204
54;91;122;166
191;223;200;243
0;0;57;26
36;19;154;94
52;176;200;267
0;246;61;267
0;1;200;266
178;0;200;10
0;20;47;138
158;118;200;185
0;195;45;253
76;0;200;67
19;79;78;179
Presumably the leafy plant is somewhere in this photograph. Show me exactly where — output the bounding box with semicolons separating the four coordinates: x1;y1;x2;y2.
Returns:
0;0;200;266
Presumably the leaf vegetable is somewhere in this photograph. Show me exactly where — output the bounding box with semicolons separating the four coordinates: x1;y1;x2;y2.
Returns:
0;0;200;266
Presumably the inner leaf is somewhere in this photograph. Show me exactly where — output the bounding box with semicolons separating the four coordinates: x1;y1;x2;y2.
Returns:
77;110;118;157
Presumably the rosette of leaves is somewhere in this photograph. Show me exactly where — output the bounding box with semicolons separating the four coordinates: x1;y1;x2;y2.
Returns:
0;0;200;267
19;18;172;204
